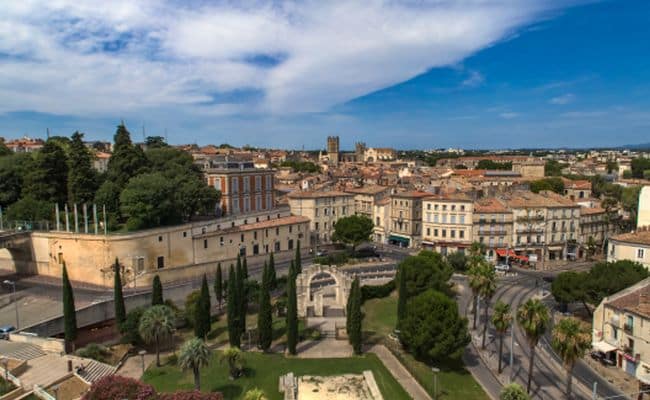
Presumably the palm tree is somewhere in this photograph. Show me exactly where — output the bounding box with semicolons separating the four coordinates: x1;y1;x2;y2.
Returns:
517;298;550;394
220;347;245;380
552;317;591;399
244;388;268;400
468;264;482;330
138;305;175;367
492;301;513;373
478;264;497;349
179;337;211;391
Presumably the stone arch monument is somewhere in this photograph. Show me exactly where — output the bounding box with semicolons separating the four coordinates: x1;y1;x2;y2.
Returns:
296;264;353;317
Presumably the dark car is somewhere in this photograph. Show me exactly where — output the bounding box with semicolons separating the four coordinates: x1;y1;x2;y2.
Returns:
0;325;16;339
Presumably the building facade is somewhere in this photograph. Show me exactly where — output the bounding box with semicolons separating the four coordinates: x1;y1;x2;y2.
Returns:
421;193;474;255
345;185;390;219
287;191;354;247
388;191;429;248
608;230;650;269
327;136;340;165
472;197;513;262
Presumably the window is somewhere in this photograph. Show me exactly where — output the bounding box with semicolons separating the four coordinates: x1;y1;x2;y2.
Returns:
266;193;273;210
256;195;262;210
450;215;456;224
426;228;431;236
231;177;239;193
288;239;294;250
220;236;224;246
427;204;431;210
183;231;187;238
451;205;456;211
480;236;484;243
638;249;645;259
276;227;280;235
460;205;465;211
434;214;439;223
434;229;438;237
289;226;293;233
255;175;262;191
376;217;380;226
243;176;250;193
241;234;245;243
266;175;272;189
158;236;163;242
233;198;240;213
240;246;246;256
253;244;259;255
157;256;164;269
442;229;447;238
450;230;455;238
244;197;250;212
254;231;258;240
315;222;319;230
442;205;447;211
442;214;447;223
203;239;208;249
459;215;465;224
459;230;465;239
275;241;281;252
434;204;439;211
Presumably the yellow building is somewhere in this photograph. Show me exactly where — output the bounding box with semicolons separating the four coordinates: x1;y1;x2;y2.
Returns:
421;193;474;255
287;191;354;247
608;229;650;269
388;191;429;248
344;185;390;219
472;197;513;262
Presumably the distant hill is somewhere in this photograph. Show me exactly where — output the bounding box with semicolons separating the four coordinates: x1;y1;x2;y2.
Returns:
619;143;650;150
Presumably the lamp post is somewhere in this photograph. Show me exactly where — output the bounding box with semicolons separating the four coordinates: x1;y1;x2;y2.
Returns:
3;280;19;330
138;350;147;375
431;367;440;399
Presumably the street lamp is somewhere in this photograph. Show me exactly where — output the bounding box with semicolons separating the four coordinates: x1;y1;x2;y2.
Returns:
3;280;19;330
431;367;440;400
138;350;147;375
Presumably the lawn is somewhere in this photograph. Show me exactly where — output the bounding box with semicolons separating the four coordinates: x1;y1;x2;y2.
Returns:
143;351;410;400
363;293;489;400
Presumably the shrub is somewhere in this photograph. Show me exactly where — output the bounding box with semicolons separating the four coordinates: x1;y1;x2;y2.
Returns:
360;280;395;303
76;343;111;364
121;307;146;345
158;392;223;400
184;290;201;328
82;375;156;400
166;354;178;366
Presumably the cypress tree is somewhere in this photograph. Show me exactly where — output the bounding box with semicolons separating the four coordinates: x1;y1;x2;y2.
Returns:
295;240;302;274
151;275;163;306
396;267;407;329
67;131;97;204
348;277;363;354
268;253;277;290
62;262;77;345
286;260;298;355
215;263;223;310
346;278;357;335
195;274;211;339
114;258;126;329
236;256;247;335
258;263;273;351
242;257;248;280
227;265;240;347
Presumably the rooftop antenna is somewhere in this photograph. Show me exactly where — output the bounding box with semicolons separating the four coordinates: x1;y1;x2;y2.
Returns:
46;128;50;140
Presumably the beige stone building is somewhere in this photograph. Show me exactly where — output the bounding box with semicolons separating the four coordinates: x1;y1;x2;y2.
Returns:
344;185;390;219
579;206;619;254
287;191;354;247
388;191;429;248
472;197;513;262
372;197;391;244
421;193;474;255
639;186;650;228
0;208;309;287
562;178;592;200
592;277;650;379
608;229;650;269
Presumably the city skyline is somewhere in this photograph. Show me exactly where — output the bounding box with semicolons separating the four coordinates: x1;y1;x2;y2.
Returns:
0;0;648;149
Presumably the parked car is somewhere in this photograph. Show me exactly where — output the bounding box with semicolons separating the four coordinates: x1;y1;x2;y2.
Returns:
0;325;16;339
495;264;510;272
590;351;616;366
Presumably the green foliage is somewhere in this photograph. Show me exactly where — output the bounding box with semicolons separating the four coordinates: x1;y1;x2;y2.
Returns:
585;260;648;305
152;275;164;306
398;251;453;300
399;289;470;362
145;136;168;148
236;256;247;335
491;301;512;373
215;263;223;308
220;347;244;380
332;215;374;251
621;186;642;224
24;139;69;204
551;271;586;306
106;123;149;189
257;263;273;352
139;305;175;367
0;153;32;208
185;290;201;328
360;280;395;303
286;267;298;355
517;298;549;393
314;252;349;266
551;317;591;398
500;384;530;400
114;258;126;328
62;263;77;343
631;157;650;178
476;159;512;170
279;160;320;173
76;343;111;363
94;180;121;226
397;265;408;328
268;253;277;291
68;132;98;204
529;177;564;194
0;139;10;157
120;172;181;230
347;277;363;354
447;251;468;272
179;338;212;390
6;196;52;221
121;307;145;346
295;240;301;274
243;388;267;400
194;275;212;339
544;160;563;176
227;265;240;347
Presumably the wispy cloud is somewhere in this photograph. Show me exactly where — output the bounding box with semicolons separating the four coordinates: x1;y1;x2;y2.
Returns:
0;1;577;117
549;93;575;105
499;112;519;119
560;110;607;118
461;71;485;87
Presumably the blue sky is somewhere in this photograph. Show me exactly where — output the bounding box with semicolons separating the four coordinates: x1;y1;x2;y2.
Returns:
0;0;648;150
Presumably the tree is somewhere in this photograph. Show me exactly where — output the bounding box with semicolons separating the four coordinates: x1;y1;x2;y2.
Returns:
242;257;249;280
83;375;156;400
152;275;164;306
332;215;374;253
179;338;211;390
268;253;277;290
584;260;648;306
544;160;563;177
94;180;121;227
6;196;52;222
194;275;212;339
500;383;530;400
631;157;650;178
530;177;564;194
286;263;298;355
114;258;126;328
120;172;181;230
491;301;512;374
477;264;497;349
24;139;69;204
68;132;97;204
551;271;590;315
215;263;223;310
145;136;168;148
477;159;512;170
62;262;77;346
399;289;470;362
397;264;408;328
185;290;202;328
551;318;591;399
227;265;240;347
295;240;302;274
220;347;244;380
398;251;453;300
121;307;145;346
447;251;468;272
236;256;247;336
347;277;363;354
0;140;10;157
106;123;149;189
0;153;33;208
468;260;494;330
139;305;175;367
257;263;273;352
517;298;550;393
243;389;267;400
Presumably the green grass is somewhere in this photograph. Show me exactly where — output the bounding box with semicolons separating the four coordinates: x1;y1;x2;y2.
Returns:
143;351;410;400
0;379;16;396
362;293;489;400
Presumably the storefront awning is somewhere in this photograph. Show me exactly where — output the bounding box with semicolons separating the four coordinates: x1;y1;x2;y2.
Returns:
592;341;617;353
496;248;516;257
389;235;410;245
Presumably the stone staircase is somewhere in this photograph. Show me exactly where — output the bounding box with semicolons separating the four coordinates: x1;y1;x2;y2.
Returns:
74;359;116;383
0;341;46;361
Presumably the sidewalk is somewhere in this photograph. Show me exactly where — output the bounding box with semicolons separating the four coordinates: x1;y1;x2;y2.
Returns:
116;353;158;380
369;344;432;400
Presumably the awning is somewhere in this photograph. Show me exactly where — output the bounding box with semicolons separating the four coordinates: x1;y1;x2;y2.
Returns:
389;235;409;245
592;341;617;353
496;248;516;257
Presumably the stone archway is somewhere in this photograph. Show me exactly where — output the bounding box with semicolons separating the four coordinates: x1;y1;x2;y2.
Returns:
296;264;353;318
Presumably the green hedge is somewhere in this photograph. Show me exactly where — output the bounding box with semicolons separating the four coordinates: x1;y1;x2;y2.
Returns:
361;280;395;303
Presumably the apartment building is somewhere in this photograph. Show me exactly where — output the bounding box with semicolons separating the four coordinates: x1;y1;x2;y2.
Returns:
287;191;354;246
580;206;619;253
544;192;582;261
592;278;650;380
608;229;650;269
421;193;474;255
204;157;275;216
472;197;513;262
372;197;391;244
345;185;390;219
388;191;429;248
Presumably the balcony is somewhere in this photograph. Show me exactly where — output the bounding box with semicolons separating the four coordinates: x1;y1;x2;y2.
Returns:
516;228;544;234
517;215;544;223
624;323;633;335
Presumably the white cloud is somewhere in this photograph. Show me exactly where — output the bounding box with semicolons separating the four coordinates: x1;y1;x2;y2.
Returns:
461;71;485;87
549;93;575;105
0;1;575;117
499;112;519;119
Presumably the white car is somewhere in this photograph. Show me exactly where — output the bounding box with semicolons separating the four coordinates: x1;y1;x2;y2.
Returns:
495;264;510;272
